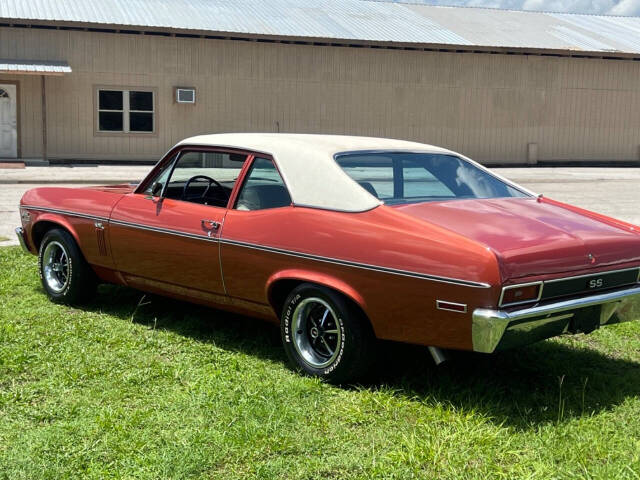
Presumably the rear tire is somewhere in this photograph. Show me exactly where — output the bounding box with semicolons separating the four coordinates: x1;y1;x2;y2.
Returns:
38;228;96;304
281;283;376;384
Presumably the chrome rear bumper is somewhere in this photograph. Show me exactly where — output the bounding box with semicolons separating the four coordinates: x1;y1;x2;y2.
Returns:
472;285;640;353
15;227;30;253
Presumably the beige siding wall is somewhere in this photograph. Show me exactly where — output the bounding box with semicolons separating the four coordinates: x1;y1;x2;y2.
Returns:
1;27;640;164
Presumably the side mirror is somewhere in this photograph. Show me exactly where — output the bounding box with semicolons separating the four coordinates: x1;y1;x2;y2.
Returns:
145;182;163;201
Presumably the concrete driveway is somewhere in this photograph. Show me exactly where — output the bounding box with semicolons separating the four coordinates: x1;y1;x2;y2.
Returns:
497;167;640;227
0;166;152;247
1;166;639;247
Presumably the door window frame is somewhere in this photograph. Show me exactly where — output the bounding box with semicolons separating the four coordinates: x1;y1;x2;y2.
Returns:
135;145;259;210
232;155;292;211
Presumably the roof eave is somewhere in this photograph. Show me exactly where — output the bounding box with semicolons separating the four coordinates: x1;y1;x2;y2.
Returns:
2;18;637;60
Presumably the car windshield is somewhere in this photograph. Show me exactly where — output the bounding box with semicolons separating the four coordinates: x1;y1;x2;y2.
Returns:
335;152;528;205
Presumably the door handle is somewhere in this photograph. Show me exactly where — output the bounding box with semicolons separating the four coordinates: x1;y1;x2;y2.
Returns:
200;218;220;230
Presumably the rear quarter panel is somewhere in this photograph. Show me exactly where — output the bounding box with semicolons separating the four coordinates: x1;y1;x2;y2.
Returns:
220;205;501;350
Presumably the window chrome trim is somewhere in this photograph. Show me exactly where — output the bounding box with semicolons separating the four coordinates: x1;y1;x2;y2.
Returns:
333;149;536;199
290;202;381;213
232;155;293;211
499;281;544;308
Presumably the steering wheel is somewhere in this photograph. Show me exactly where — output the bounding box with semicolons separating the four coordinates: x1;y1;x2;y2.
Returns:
181;175;227;202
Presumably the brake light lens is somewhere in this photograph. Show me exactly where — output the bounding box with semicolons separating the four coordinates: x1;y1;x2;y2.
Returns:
500;283;542;307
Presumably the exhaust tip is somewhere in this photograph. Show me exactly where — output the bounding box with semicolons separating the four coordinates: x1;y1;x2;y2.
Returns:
428;346;449;366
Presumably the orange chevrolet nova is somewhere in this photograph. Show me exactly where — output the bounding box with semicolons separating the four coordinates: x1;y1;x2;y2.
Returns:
16;134;640;382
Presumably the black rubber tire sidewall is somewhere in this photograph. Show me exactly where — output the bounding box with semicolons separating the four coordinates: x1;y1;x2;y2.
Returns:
38;228;95;304
281;283;375;384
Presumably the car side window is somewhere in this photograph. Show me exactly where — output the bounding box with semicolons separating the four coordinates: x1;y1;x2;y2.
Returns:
143;153;177;195
235;157;291;211
163;151;247;207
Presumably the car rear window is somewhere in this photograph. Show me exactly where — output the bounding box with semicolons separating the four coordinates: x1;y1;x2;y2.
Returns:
335;152;528;205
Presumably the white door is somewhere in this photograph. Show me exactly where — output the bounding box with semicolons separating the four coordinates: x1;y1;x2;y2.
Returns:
0;84;17;158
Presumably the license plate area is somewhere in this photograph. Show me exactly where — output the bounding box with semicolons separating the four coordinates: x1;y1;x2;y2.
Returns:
567;305;602;334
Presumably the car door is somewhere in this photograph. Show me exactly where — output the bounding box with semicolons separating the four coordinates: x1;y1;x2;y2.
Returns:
109;148;251;303
220;156;294;311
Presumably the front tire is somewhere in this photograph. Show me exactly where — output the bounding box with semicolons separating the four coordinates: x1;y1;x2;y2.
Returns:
38;228;96;304
281;284;376;384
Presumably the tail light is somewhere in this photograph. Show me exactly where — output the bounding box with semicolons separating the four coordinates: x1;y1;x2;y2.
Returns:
499;282;543;307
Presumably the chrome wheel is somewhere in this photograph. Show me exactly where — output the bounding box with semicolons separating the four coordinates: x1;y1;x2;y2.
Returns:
291;297;343;368
42;241;70;293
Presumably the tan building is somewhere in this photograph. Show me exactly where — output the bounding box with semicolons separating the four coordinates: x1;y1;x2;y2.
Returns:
1;1;640;165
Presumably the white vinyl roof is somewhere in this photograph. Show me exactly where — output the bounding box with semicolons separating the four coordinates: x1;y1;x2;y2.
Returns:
178;133;451;212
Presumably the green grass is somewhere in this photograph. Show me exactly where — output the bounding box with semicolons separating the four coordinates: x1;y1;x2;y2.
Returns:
1;246;639;479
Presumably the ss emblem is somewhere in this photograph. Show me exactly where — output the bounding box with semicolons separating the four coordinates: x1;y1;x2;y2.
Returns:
588;278;603;289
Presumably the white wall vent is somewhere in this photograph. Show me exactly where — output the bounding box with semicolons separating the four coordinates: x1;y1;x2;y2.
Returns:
176;88;196;104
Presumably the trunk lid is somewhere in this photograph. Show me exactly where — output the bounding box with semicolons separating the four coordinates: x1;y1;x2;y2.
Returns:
394;197;640;281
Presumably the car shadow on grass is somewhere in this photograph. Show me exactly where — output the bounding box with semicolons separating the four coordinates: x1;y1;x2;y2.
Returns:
373;341;640;429
85;284;640;430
